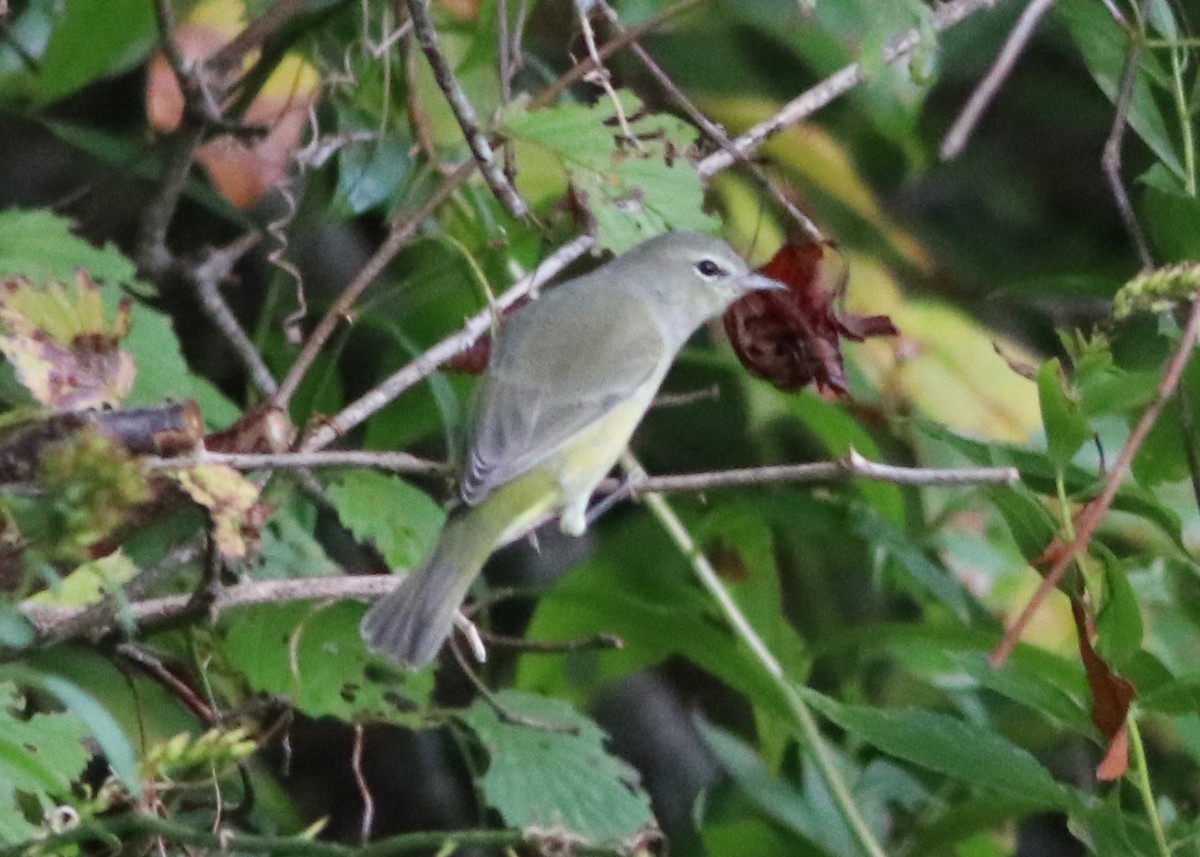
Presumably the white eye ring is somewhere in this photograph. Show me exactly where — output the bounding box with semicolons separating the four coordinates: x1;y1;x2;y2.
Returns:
696;258;725;278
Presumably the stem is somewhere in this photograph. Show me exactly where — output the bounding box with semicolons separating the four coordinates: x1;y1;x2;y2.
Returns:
1128;717;1171;857
626;453;887;857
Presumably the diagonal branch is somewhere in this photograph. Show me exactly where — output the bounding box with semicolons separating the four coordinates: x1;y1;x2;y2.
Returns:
298;233;596;451
940;0;1057;159
991;298;1200;666
403;0;529;219
697;0;1005;178
273;160;476;409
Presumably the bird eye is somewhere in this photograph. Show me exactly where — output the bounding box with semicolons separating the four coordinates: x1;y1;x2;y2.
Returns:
696;258;724;278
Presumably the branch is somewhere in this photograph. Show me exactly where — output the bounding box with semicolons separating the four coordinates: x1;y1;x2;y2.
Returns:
298;233;596;451
1100;0;1155;269
940;0;1057;159
631;449;1019;493
188;233;279;398
697;0;1005;179
273;160;476;408
530;0;703;109
991;298;1200;666
404;0;529;219
21;577;401;644
146;449;451;478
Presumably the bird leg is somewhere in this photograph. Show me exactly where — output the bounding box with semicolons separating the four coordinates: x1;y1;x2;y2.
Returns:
583;464;648;528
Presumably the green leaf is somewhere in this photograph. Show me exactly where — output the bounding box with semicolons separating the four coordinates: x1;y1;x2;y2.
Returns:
1142;175;1200;264
799;687;1073;809
0;0;156;106
1056;0;1184;179
0;208;137;286
516;513;795;722
459;690;655;843
849;505;977;623
0;681;89;796
221;600;432;723
1094;551;1144;668
921;421;1184;549
502;92;720;252
23;671;140;795
987;485;1057;564
1037;359;1090;468
696;718;849;854
327;470;446;569
335;107;415;215
0;603;34;650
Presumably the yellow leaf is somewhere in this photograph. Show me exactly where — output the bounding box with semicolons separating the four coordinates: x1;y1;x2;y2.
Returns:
172;465;262;560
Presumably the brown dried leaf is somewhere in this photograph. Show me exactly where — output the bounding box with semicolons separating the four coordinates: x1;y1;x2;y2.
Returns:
171;464;264;560
724;242;898;394
0;273;136;409
1070;598;1134;781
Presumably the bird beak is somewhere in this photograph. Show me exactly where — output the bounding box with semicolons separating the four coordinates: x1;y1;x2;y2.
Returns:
738;272;788;293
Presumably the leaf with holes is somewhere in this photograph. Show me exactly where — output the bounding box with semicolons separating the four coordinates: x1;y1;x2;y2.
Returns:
460;690;656;843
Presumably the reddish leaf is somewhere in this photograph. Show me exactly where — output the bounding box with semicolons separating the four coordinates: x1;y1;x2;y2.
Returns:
724;242;898;394
1070;597;1134;781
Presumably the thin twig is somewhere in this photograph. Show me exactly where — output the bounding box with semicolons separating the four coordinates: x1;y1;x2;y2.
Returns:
115;642;216;724
299;233;597;451
697;0;1004;178
625;452;888;857
597;0;822;240
530;0;705;109
450;638;579;733
274;160;476;408
991;298;1200;666
1101;0;1155;269
477;629;624;654
137;125;206;280
940;0;1056;159
403;0;529;219
350;725;374;844
189;234;279;398
146;449;451;478
573;0;638;144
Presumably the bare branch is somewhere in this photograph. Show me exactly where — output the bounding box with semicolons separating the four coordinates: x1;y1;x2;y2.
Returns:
698;0;1005;179
189;234;279;398
299;233;597;451
21;577;401;644
627;450;1019;493
146;449;451;478
273;160;476;409
941;0;1056;159
991;297;1200;666
530;0;705;110
1101;0;1154;269
403;0;529;219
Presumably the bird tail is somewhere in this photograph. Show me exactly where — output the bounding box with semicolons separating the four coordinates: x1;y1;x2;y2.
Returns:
359;505;499;669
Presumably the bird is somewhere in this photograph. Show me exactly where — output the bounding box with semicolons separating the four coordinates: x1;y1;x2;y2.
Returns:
360;231;784;668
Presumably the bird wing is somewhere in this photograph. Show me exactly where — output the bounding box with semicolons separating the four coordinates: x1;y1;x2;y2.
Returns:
459;283;665;506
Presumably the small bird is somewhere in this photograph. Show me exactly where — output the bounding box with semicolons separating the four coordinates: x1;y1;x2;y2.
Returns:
361;231;783;667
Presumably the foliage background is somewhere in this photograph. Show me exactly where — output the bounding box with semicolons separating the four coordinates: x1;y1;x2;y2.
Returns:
1;0;1199;855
